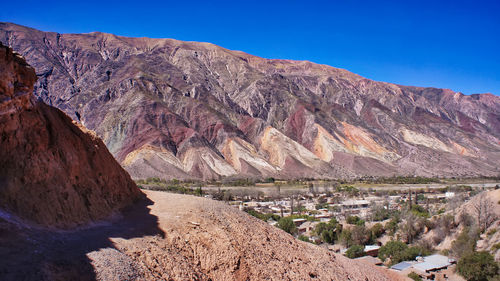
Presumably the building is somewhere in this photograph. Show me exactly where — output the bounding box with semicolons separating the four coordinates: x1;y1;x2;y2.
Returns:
297;221;318;235
391;254;456;280
363;245;380;257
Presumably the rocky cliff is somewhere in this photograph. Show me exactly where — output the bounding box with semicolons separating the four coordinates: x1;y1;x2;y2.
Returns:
2;22;499;180
0;42;141;228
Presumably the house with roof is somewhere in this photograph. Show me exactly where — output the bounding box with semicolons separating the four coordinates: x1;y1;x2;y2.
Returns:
363;245;380;257
390;254;456;280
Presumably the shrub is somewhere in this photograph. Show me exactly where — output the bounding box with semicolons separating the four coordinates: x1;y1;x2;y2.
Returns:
407;272;422;281
346;215;365;226
371;223;385;239
370;205;390;221
385;217;399;236
298;235;311;243
410;204;430;218
345;245;365;258
277;217;297;235
457;251;498;281
245;209;280;222
378;241;430;265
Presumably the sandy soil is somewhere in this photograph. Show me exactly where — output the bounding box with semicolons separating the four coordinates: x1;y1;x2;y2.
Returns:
0;190;407;280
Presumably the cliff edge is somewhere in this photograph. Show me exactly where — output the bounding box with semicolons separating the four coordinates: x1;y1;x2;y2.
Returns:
0;43;141;228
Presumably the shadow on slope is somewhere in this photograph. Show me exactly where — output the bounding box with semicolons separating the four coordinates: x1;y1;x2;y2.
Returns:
0;194;164;281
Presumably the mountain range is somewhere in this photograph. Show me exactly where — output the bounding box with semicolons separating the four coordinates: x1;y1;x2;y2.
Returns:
2;22;499;180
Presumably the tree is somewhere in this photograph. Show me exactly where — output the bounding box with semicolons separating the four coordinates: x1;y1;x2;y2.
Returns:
472;193;496;232
457;251;498;281
351;225;371;246
339;228;353;248
345;245;365;258
378;240;408;264
370;223;385;239
370;204;390;221
277;217;297;235
314;218;339;244
450;227;479;259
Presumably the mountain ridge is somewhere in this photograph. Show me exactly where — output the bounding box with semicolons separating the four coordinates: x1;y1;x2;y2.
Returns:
2;22;499;180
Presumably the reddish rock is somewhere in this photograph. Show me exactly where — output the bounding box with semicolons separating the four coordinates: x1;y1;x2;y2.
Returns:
0;43;141;228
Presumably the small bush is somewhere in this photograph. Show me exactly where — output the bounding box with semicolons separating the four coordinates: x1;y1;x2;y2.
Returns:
298;235;311;243
345;245;365;258
407;272;422;281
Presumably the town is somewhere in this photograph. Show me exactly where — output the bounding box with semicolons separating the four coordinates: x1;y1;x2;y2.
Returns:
139;177;500;281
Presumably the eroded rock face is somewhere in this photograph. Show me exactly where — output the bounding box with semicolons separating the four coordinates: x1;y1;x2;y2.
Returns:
1;22;500;179
0;43;141;228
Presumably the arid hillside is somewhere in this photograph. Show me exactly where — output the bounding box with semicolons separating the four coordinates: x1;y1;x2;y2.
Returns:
0;42;140;228
2;22;499;180
1;190;408;281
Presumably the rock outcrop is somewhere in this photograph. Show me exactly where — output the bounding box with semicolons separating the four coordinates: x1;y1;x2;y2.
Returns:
0;43;141;228
1;22;499;180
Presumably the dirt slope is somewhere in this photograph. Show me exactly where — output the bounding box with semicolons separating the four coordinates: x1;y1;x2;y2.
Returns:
1;190;407;281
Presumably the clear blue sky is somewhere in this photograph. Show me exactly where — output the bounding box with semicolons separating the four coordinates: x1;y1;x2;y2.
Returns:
2;0;499;95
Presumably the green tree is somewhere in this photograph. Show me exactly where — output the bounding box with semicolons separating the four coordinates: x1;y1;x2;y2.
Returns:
370;223;385;239
451;227;479;259
457;251;498;281
314;218;339;244
378;240;408;263
278;217;297;235
346;215;365;226
339;228;353;248
345;245;365;258
351;225;371;246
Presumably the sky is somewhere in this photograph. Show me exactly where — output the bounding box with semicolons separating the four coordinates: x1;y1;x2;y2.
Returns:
2;0;499;95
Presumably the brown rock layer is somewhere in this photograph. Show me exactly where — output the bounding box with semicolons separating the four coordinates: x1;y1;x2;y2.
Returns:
0;43;141;228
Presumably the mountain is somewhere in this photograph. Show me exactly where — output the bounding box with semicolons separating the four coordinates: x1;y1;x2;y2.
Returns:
0;42;141;228
2;22;499;180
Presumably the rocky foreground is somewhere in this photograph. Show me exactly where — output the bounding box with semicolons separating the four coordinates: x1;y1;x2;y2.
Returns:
1;190;406;281
2;22;500;180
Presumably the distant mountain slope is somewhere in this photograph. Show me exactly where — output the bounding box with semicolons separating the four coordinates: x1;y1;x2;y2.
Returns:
2;22;499;179
0;42;140;228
